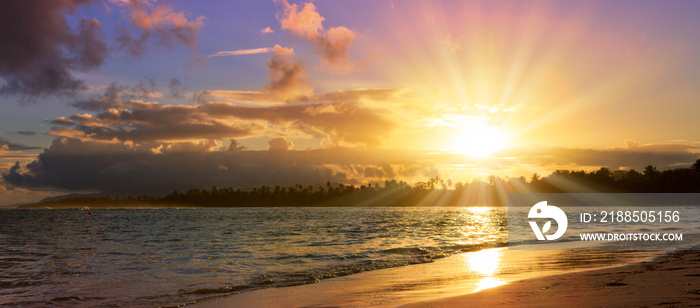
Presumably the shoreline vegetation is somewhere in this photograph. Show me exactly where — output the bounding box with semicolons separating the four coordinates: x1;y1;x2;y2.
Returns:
23;161;700;208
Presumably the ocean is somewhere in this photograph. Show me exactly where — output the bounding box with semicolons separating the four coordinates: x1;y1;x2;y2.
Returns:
1;207;510;307
1;206;695;307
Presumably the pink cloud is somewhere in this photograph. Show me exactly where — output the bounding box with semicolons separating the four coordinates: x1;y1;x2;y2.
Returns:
115;0;205;57
273;0;357;70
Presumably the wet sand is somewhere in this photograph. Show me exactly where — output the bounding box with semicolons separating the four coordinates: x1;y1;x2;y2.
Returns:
404;250;700;308
191;248;669;307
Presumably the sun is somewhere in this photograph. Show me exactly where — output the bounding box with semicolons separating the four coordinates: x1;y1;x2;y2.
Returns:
451;122;511;158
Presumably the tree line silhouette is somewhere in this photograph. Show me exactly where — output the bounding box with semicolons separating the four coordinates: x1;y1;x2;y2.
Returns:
32;160;700;208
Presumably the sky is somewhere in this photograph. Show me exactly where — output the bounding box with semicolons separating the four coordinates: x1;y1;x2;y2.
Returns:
1;0;700;205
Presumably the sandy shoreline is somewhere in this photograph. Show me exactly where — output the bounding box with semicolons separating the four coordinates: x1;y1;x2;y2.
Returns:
403;250;700;308
190;249;683;307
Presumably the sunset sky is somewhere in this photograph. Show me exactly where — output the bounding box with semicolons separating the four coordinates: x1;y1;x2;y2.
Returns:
1;0;700;205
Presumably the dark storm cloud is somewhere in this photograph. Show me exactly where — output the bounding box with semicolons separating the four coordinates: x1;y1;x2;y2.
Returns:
15;131;37;136
6;137;698;196
0;0;106;101
0;0;203;103
1;138;393;194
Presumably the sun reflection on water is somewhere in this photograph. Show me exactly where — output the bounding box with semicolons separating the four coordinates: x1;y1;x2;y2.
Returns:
474;276;506;291
457;207;503;245
463;248;506;291
466;248;501;276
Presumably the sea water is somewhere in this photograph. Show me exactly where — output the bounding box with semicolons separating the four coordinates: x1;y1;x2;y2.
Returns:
1;207;508;307
1;206;695;307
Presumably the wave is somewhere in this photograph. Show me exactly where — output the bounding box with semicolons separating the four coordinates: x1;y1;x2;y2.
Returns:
180;242;507;300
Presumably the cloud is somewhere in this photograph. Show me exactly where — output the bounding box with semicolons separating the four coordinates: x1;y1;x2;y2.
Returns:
205;46;408;107
0;0;203;103
204;45;310;104
192;90;214;104
70;83;128;111
261;27;275;34
227;139;246;152
50;102;259;142
268;137;294;151
499;142;700;171
130;77;162;98
49;116;75;126
275;0;324;38
5;137;699;197
70;79;164;111
0;138;40;151
621;139;696;153
0;1;107;101
114;0;205;57
0;176;61;206
205;41;406;107
51;91;394;146
273;0;357;70
53;78;396;147
198;102;393;146
297;88;408;104
16;131;37;136
211;87;408;106
168;78;185;98
263;45;312;100
2;138;428;195
207;47;274;57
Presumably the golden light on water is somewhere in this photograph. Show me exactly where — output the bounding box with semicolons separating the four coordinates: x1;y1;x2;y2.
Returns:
465;206;491;215
474;276;506;292
464;248;506;291
466;247;501;276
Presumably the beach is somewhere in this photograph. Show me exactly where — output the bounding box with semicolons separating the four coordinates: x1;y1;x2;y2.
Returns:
2;208;696;307
405;250;699;308
191;249;697;308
